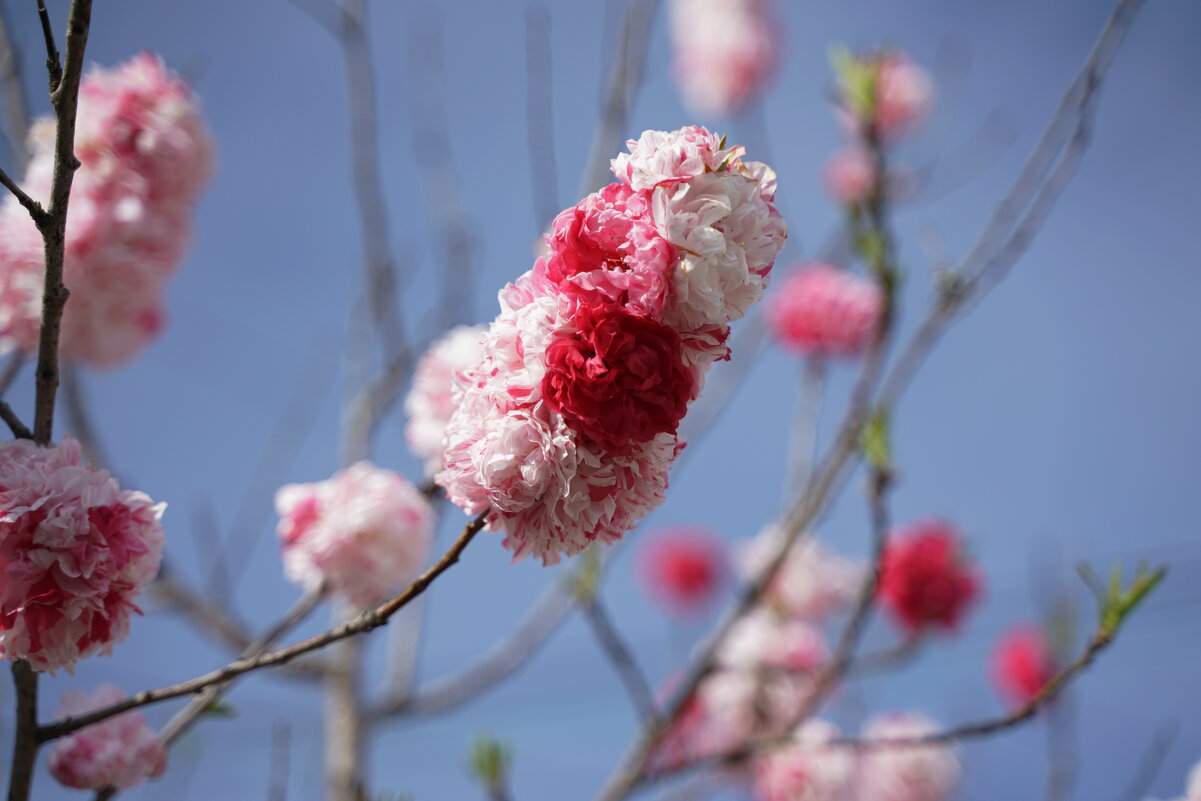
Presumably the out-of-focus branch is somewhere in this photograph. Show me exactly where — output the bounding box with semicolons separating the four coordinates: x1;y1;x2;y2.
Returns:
0;0;29;168
582;597;658;724
94;586;328;801
1108;722;1179;801
39;510;488;741
577;0;658;198
781;359;825;509
524;3;559;232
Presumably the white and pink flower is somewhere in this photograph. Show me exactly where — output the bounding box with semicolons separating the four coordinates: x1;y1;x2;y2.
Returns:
404;324;487;474
0;437;165;673
854;713;961;801
668;0;779;117
47;685;167;790
276;462;433;608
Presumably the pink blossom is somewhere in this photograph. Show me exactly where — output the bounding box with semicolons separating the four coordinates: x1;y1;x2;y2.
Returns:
0;53;212;368
654;169;787;333
737;527;864;621
990;624;1056;707
855;713;961;801
636;526;726;616
276;462;433;609
875;55;934;139
47;685;166;790
0;437;164;673
537;183;675;317
404;324;487;474
766;264;884;358
668;0;778;116
611;125;745;192
753;721;856;801
822;147;876;205
879;519;981;634
719;608;828;673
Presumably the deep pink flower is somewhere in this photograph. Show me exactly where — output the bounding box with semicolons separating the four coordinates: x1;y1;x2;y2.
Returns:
990;625;1056;707
822;147;876;205
276;462;433;609
0;53;212;368
47;685;166;790
538;183;675;317
0;437;164;673
766;264;883;358
542;301;697;453
637;527;726;615
878;519;981;633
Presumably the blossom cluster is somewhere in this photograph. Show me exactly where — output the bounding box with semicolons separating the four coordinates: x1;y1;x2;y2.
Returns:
667;0;778;116
0;437;165;673
0;53;213;368
438;127;785;564
48;685;167;791
276;461;434;609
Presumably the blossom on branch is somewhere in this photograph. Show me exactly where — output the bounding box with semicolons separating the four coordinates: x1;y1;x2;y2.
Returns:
438;126;785;564
404;324;487;474
668;0;779;116
0;53;213;368
0;437;165;673
766;264;884;359
854;712;961;801
47;685;167;790
276;462;433;609
990;624;1057;707
878;519;981;634
737;526;865;621
753;720;855;801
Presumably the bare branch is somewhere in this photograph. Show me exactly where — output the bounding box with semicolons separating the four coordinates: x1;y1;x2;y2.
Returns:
0;398;30;438
0;165;44;222
1108;722;1179;801
0;354;24;397
524;2;559;232
33;0;61;90
7;660;38;801
583;598;658;724
38;510;488;742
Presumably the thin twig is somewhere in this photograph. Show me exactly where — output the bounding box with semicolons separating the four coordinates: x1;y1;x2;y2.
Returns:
0;166;43;222
0;354;24;397
583;598;658;724
33;0;61;90
38;510;488;742
781;359;825;510
1107;721;1179;801
0;399;30;438
524;2;559;232
7;661;38;801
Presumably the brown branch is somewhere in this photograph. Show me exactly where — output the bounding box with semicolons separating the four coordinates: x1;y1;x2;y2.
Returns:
7;661;38;801
0;354;24;397
583;598;658;724
0;398;30;438
33;0;61;90
0;166;43;222
38;510;488;742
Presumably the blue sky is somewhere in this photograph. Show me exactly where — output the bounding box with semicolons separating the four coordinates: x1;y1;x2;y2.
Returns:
3;0;1200;800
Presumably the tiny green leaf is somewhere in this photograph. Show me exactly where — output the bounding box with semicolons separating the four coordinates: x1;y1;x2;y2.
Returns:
200;698;236;718
467;733;512;794
860;407;891;471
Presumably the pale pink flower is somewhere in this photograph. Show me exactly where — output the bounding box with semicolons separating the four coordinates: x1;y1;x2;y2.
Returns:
0;53;212;368
276;462;433;609
611;125;745;192
404;324;487;474
668;0;778;116
875;55;933;139
822;147;876;205
766;263;883;358
754;720;855;801
737;527;864;621
47;685;166;790
719;608;828;673
654;169;786;333
0;437;165;673
855;713;961;801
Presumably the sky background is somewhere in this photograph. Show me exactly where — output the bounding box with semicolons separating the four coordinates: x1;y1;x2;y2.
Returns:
2;0;1200;800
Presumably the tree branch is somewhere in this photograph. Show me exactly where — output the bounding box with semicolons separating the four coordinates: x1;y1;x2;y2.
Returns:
583;598;658;724
38;510;488;742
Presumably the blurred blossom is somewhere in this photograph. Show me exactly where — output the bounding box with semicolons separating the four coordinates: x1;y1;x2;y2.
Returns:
990;624;1057;707
737;526;865;621
404;324;487;475
879;519;981;634
765;264;884;359
874;54;934;139
0;53;213;368
276;462;433;609
47;685;167;790
855;712;961;801
668;0;778;116
822;147;877;205
753;720;855;801
637;526;726;616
